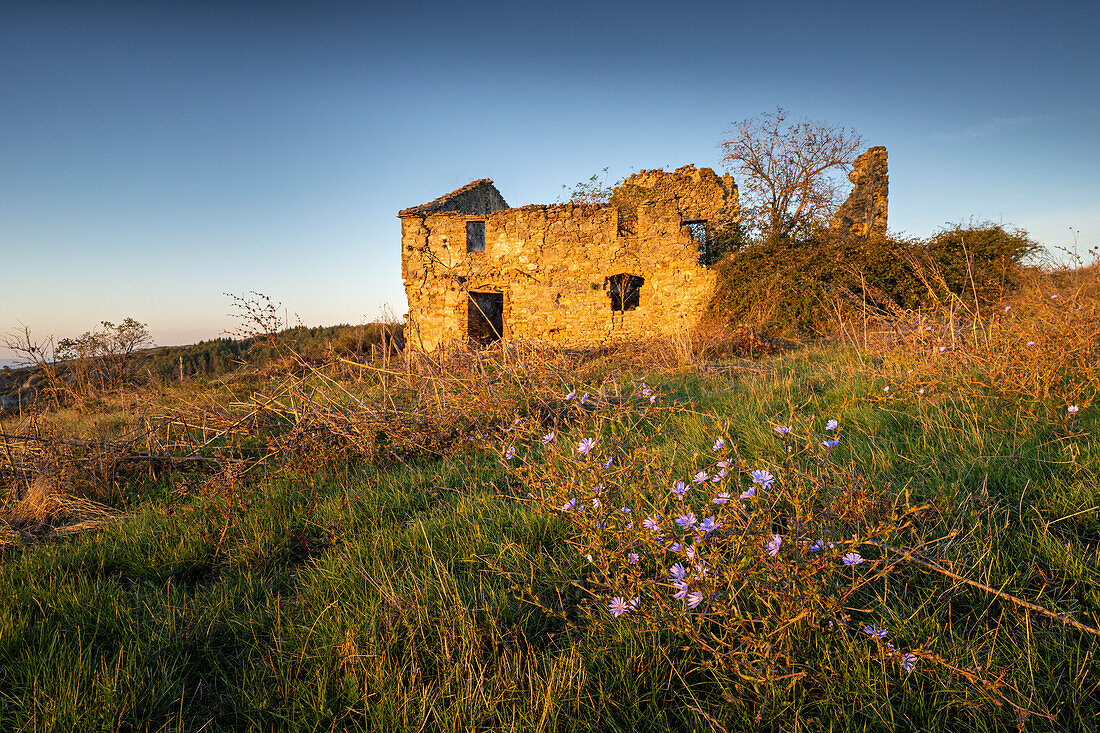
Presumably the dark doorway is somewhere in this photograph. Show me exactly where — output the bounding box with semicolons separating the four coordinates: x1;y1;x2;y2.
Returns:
468;291;504;345
606;274;644;312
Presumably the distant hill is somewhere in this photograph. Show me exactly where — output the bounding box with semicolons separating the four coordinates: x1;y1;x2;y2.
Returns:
0;322;404;409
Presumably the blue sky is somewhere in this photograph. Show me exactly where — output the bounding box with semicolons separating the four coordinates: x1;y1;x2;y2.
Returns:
2;0;1098;358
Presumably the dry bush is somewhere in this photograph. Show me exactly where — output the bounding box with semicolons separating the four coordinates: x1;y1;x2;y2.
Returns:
860;260;1100;416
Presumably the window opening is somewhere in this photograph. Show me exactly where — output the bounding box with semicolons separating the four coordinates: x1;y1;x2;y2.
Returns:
606;274;644;312
466;220;485;253
684;220;708;265
467;291;504;345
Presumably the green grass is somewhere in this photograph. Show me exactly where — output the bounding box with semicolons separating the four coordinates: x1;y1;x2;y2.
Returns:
1;346;1098;731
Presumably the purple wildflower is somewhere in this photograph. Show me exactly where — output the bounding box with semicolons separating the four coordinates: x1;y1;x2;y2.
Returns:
675;512;697;529
565;390;576;401
643;516;661;532
1068;405;1080;414
693;470;709;484
739;486;756;500
713;492;731;504
687;591;704;609
670;563;687;581
541;431;556;444
577;437;597;455
672;582;689;600
505;446;516;459
562;498;576;511
766;534;783;557
609;597;628;617
628;552;639;565
712;437;725;452
825;419;838;430
774;425;791;436
750;469;774;488
862;624;888;639
822;439;839;449
842;552;863;566
901;653;917;672
670;481;689;500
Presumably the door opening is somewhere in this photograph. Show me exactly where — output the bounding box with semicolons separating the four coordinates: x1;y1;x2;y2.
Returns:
467;291;504;345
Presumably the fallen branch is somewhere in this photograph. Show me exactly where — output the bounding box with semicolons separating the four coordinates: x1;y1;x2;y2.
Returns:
868;540;1100;638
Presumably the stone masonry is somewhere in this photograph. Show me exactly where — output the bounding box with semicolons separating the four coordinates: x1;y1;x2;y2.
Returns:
830;146;888;238
400;166;738;348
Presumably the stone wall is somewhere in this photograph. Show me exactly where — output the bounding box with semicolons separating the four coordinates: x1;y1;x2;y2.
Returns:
612;165;738;222
830;146;888;238
400;168;737;349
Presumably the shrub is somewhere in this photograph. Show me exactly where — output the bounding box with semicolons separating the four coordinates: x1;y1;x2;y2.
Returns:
911;223;1040;306
706;224;1040;337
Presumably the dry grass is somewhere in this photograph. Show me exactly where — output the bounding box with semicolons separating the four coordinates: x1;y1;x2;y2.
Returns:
0;300;1098;729
1;472;120;542
837;261;1100;417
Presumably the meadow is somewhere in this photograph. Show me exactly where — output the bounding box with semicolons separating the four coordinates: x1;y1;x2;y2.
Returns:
1;268;1098;732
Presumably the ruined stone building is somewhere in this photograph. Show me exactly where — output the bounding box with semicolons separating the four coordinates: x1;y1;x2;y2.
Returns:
400;148;887;349
399;166;738;348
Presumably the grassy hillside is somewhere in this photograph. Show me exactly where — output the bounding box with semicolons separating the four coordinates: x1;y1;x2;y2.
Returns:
0;274;1097;731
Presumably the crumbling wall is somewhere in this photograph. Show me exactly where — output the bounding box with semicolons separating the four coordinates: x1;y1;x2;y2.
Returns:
612;165;738;221
400;167;737;348
830;147;888;238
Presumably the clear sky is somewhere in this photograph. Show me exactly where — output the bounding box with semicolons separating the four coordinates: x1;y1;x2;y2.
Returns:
2;0;1098;359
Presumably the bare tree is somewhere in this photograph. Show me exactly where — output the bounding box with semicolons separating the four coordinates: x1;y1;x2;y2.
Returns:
2;326;65;408
720;107;865;242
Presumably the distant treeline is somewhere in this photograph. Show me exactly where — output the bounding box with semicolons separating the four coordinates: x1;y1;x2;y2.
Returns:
0;323;404;407
146;323;405;380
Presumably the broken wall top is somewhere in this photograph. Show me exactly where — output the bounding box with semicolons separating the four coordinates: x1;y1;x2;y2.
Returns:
399;179;509;217
611;165;737;221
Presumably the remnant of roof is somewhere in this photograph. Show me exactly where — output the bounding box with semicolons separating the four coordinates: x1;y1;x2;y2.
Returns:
398;179;510;217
